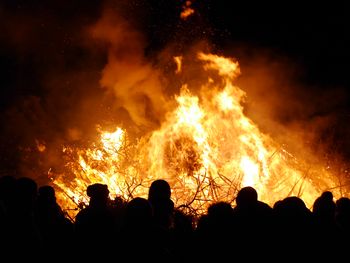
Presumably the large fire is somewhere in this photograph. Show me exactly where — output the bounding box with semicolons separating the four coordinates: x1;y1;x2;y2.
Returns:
51;52;343;219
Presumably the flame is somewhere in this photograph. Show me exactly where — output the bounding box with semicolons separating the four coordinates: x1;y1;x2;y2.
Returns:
52;52;344;219
174;56;183;74
53;128;139;213
36;140;46;152
180;1;195;20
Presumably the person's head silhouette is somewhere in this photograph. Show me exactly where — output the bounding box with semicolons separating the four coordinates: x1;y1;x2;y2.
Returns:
86;183;109;207
148;179;174;229
236;186;258;207
148;179;171;202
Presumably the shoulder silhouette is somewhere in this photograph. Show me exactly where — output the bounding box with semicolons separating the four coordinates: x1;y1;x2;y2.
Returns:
75;183;115;252
148;179;174;230
37;185;74;254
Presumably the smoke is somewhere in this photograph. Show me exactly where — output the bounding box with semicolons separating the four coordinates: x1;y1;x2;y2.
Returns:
0;0;186;181
1;0;348;186
89;9;168;129
231;48;350;167
0;1;108;181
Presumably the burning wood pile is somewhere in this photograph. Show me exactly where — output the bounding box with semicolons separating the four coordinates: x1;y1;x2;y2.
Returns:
49;52;342;219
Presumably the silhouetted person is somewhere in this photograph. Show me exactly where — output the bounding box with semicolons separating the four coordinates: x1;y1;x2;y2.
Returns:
122;197;153;233
171;208;195;260
312;191;338;256
148;179;174;230
119;197;173;261
273;196;312;226
272;196;315;258
0;175;16;222
147;180;176;259
12;177;42;255
333;197;350;256
75;183;115;252
313;191;337;231
335;197;350;234
313;191;335;220
234;186;273;218
0;175;17;251
236;186;258;208
232;186;272;254
110;195;127;233
197;202;234;235
233;187;272;228
195;202;234;260
36;185;74;253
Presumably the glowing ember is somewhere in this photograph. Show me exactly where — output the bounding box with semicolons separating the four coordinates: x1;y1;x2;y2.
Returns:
36;140;46;152
180;1;195;20
174;56;183;74
51;52;343;219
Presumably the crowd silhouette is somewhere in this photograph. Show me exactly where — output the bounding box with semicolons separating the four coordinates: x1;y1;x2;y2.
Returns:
1;175;349;259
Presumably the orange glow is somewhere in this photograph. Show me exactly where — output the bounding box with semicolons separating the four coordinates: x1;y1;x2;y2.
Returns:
36;139;46;152
51;52;343;218
174;56;183;74
180;1;195;20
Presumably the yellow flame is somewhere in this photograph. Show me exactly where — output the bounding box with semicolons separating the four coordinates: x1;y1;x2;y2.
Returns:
240;156;260;187
198;52;240;78
100;128;124;157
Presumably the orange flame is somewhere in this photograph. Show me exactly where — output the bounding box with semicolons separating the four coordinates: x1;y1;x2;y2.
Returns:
36;139;46;152
180;1;195;20
52;52;343;218
174;56;183;74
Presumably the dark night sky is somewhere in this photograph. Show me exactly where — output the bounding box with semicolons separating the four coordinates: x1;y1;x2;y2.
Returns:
207;1;350;87
1;0;349;106
0;0;350;173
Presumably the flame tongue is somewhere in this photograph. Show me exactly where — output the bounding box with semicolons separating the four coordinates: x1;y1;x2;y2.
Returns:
53;52;339;218
180;1;195;20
